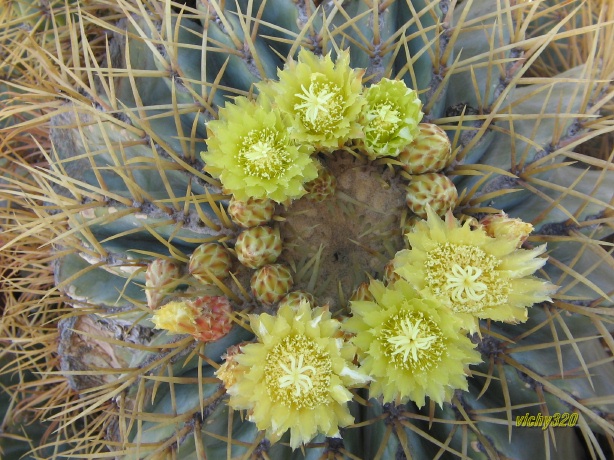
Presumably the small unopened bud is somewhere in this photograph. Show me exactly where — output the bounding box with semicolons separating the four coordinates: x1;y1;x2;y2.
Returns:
235;226;282;269
228;196;275;228
216;344;246;389
480;213;533;247
398;123;453;174
406;173;458;218
189;243;232;284
146;259;181;309
278;290;316;309
250;264;294;305
349;282;375;302
303;164;337;202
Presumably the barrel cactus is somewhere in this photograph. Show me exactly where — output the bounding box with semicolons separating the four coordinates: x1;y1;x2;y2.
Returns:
1;0;613;458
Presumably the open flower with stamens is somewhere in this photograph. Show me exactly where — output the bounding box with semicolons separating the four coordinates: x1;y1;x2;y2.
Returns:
343;279;481;407
259;49;365;150
393;207;557;333
201;96;317;203
217;300;369;449
358;78;423;158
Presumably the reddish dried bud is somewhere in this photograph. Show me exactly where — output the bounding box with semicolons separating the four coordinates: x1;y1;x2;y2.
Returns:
152;296;233;342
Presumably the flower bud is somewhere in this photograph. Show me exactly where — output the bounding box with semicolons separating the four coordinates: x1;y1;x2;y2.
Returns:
480;213;533;248
145;259;181;309
406;173;458;218
228;196;275;228
189;243;232;284
349;282;375;302
398;123;453;174
303;164;337;202
278;290;316;309
250;264;294;305
235;226;282;269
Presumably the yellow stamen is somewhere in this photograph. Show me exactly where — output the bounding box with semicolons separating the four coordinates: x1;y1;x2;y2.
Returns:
380;310;444;371
239;128;288;179
424;243;510;313
387;317;439;362
294;80;336;124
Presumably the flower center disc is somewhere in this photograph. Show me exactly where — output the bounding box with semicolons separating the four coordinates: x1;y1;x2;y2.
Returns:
294;77;342;131
424;242;510;313
280;152;407;306
264;334;332;409
239;128;289;179
380;310;445;371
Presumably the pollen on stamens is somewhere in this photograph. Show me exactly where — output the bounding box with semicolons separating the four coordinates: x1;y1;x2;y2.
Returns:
424;242;510;313
264;334;332;409
293;79;342;132
365;102;401;138
379;309;444;371
238;128;289;180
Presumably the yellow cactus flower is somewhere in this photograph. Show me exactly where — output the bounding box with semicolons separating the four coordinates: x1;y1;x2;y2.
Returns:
343;279;481;407
259;49;365;150
216;300;369;449
151;296;233;342
201;96;318;203
358;78;423;158
393;207;557;333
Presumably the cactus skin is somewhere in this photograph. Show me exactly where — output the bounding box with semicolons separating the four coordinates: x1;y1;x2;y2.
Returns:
0;0;613;459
